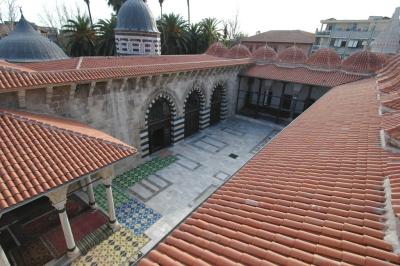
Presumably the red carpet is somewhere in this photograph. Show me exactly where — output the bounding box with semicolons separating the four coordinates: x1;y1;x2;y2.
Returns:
42;210;108;257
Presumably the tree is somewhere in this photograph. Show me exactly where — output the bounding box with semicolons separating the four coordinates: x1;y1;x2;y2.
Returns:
159;0;164;18
84;0;93;26
107;0;123;13
157;13;189;54
95;16;117;56
62;14;96;56
200;18;220;47
187;23;204;54
186;0;190;24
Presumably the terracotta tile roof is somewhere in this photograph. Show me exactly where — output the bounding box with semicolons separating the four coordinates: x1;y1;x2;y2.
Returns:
382;98;400;112
0;60;36;73
277;46;308;64
242;30;315;44
0;55;252;91
140;77;400;265
0;109;136;211
342;50;387;74
225;44;252;59
307;48;342;69
242;64;365;87
378;55;400;93
206;42;229;57
251;45;277;62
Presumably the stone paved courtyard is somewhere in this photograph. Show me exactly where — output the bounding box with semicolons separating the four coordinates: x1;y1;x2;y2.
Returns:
138;115;283;255
74;115;283;264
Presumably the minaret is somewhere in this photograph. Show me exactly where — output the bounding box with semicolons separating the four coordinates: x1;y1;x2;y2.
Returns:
371;7;400;54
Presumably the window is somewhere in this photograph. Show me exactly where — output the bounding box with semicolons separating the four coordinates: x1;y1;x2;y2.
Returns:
333;39;347;48
348;40;359;48
282;95;293;110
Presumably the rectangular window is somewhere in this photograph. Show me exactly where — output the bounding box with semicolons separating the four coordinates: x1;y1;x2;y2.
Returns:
333;39;347;48
347;40;359;48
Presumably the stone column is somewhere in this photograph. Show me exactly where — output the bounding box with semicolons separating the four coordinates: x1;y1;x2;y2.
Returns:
0;244;10;266
86;176;96;209
101;167;120;230
47;187;80;258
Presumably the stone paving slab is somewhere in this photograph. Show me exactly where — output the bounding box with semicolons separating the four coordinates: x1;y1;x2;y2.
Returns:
141;116;282;254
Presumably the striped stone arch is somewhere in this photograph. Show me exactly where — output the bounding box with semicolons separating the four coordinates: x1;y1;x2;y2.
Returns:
140;92;179;157
210;81;229;121
183;87;209;130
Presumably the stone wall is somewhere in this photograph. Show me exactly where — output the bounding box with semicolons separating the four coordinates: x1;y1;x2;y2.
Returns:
0;66;245;159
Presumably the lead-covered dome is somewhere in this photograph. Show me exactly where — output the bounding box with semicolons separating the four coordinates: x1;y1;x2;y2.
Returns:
0;15;68;63
206;42;228;57
342;50;386;73
252;45;277;62
225;44;251;59
306;48;341;68
116;0;158;32
278;46;307;64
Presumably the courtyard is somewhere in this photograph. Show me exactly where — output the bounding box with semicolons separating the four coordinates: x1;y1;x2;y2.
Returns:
74;115;282;264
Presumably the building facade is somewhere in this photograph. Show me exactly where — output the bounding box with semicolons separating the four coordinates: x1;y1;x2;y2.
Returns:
241;30;315;56
313;14;391;57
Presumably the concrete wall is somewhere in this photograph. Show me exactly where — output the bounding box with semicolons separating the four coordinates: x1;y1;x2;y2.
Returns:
0;66;245;159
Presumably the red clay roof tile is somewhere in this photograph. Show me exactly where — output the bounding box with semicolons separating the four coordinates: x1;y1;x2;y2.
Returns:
0;109;136;211
139;75;400;265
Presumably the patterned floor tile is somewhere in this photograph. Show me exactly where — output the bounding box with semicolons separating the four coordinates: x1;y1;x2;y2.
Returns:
116;198;162;236
94;185;130;211
72;227;149;266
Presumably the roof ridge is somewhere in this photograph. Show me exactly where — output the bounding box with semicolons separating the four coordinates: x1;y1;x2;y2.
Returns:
0;110;134;152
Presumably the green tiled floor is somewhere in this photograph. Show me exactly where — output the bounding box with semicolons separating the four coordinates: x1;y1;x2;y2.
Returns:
94;156;177;211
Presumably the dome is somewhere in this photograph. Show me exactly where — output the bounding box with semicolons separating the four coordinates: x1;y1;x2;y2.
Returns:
252;45;277;62
225;44;251;59
0;15;68;63
306;48;341;68
277;46;307;64
116;0;158;32
342;50;386;73
206;42;228;57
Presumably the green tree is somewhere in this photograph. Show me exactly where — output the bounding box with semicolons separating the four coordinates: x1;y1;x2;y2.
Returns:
62;15;96;56
84;0;93;26
186;0;191;24
157;13;189;54
200;18;220;47
187;23;204;54
108;0;123;13
95;16;117;56
159;0;164;17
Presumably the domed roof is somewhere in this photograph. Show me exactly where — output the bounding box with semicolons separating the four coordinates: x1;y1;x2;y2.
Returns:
306;48;341;68
116;0;158;33
206;42;228;57
225;44;251;59
342;50;386;73
0;15;68;63
252;45;277;62
277;46;307;64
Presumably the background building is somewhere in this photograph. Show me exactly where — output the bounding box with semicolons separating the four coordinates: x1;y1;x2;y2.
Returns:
313;13;392;57
241;30;315;56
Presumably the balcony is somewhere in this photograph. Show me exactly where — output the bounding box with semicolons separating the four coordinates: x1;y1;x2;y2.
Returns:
315;30;331;36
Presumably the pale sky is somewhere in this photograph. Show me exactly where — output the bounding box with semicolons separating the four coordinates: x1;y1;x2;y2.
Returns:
3;0;400;36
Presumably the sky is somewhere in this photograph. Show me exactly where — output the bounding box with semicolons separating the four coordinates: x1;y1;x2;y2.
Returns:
3;0;400;36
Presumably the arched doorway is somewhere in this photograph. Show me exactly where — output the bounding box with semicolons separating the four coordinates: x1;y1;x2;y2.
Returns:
210;85;223;125
148;98;172;154
184;91;201;137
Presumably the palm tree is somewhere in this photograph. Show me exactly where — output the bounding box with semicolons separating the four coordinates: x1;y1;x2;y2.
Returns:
96;16;117;56
187;23;204;54
108;0;123;13
62;15;96;56
186;0;191;24
159;0;164;18
157;13;189;54
200;18;220;47
84;0;93;26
